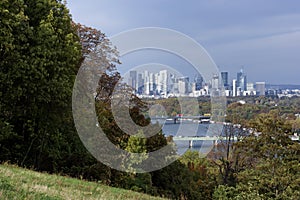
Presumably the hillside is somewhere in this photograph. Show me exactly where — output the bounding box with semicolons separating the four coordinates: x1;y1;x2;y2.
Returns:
0;164;166;200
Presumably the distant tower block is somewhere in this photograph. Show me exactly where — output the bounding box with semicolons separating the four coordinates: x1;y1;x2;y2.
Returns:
256;82;266;96
237;69;247;91
212;74;219;89
221;72;229;88
232;79;237;97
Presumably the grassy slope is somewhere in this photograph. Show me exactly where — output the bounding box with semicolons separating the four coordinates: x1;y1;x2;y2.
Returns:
0;164;166;200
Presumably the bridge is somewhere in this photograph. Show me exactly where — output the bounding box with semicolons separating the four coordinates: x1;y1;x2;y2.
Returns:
151;115;211;124
172;136;239;147
172;135;300;148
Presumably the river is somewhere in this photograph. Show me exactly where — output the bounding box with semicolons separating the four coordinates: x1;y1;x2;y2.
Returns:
157;120;221;155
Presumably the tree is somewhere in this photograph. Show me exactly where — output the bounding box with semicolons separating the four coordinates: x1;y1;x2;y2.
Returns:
208;123;248;186
0;0;29;163
179;150;219;199
124;130;148;172
118;130;152;193
213;184;265;200
56;23;123;183
227;110;300;199
75;23;174;195
0;0;81;170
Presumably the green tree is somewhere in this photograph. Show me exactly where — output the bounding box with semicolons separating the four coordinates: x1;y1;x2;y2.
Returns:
213;184;265;200
120;130;152;193
227;110;300;199
180;150;219;199
125;130;148;172
0;0;81;170
0;0;29;163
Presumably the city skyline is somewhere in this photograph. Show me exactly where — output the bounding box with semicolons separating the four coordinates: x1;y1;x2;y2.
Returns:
124;66;300;98
124;67;270;98
68;0;300;85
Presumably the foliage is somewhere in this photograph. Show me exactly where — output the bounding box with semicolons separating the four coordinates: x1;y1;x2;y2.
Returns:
0;0;81;170
147;97;211;117
215;110;300;199
207;124;248;186
2;1;300;199
213;184;265;200
121;130;149;191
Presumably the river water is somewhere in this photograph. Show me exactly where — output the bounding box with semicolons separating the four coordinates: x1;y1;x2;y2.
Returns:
156;120;222;155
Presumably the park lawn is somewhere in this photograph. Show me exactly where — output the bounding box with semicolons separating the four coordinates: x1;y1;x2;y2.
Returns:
0;164;166;200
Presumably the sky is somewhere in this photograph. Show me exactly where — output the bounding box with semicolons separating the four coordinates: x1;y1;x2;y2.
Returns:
67;0;300;85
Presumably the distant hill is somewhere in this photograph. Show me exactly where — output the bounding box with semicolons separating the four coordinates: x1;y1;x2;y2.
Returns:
266;84;300;90
0;164;165;200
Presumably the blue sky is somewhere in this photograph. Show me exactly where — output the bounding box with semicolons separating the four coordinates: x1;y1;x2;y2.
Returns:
67;0;300;85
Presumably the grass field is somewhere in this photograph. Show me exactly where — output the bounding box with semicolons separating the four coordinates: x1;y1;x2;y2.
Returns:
0;164;166;200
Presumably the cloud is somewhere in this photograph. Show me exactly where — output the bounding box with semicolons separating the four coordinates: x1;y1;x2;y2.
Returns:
207;31;300;84
67;0;300;84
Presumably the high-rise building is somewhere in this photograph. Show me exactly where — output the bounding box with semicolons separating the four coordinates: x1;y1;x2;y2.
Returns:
232;79;237;97
159;70;168;95
211;74;220;89
154;73;159;94
169;73;177;94
256;82;266;96
170;76;179;94
149;72;156;94
247;82;254;91
194;75;203;91
178;77;189;95
144;71;150;95
137;73;144;94
129;71;137;91
221;72;229;88
237;69;247;91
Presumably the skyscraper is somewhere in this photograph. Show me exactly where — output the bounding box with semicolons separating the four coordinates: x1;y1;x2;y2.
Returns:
256;82;266;96
194;75;203;91
237;69;247;91
221;72;229;88
148;72;156;95
178;77;189;95
129;71;137;90
211;74;219;89
159;70;168;95
170;76;179;94
232;79;237;97
137;73;144;94
144;71;150;95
